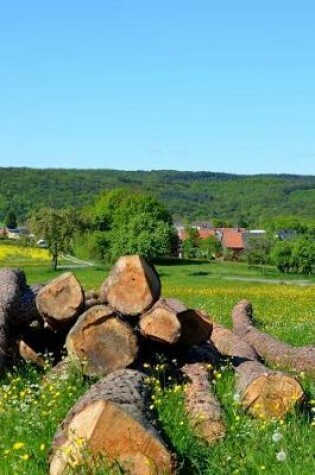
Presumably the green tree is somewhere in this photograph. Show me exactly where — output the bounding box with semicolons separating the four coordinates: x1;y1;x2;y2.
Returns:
88;189;174;261
5;210;17;229
199;236;222;260
182;227;200;258
29;208;83;270
244;234;273;266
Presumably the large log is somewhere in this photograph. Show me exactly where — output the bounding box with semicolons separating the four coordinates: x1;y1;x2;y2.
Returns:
50;369;175;475
101;255;161;316
232;300;315;375
0;268;27;372
66;305;139;377
139;298;183;344
182;362;226;443
36;272;84;329
140;299;212;346
211;322;304;419
14;283;44;326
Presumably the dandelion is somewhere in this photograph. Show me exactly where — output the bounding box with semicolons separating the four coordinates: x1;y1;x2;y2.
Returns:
272;431;283;443
276;450;287;462
40;443;45;451
13;442;25;450
20;454;29;461
233;393;240;402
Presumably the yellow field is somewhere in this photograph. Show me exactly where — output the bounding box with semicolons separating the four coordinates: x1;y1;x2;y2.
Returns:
0;243;50;262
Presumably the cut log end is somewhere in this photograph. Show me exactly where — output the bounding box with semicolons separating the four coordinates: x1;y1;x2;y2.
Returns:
66;305;138;376
101;255;161;316
50;400;174;475
242;373;304;419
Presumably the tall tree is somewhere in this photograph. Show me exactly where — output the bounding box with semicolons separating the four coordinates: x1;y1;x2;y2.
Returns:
29;208;83;270
5;210;17;229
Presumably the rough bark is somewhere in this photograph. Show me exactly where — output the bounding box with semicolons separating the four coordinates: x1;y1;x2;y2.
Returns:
14;283;44;326
0;268;27;372
36;272;84;329
50;369;175;475
232;300;315;375
211;322;304;419
101;255;161;316
66;305;139;377
182;362;226;443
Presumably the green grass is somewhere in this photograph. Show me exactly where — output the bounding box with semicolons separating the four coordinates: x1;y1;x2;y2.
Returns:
0;253;314;474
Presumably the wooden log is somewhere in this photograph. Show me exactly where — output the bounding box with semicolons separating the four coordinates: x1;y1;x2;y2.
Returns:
140;299;212;346
211;322;304;419
50;369;175;475
182;362;226;443
36;272;84;329
177;309;213;346
139;298;183;344
232;300;315;375
84;296;102;310
66;305;139;377
0;268;27;372
14;284;44;326
101;255;161;316
18;339;46;367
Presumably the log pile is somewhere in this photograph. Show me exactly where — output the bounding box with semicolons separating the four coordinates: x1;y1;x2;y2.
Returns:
0;255;313;474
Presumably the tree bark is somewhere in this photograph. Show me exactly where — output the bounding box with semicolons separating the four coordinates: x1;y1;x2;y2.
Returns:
101;255;161;316
36;272;84;329
50;369;175;475
66;305;139;377
0;268;27;372
182;362;226;443
211;322;304;419
232;300;315;375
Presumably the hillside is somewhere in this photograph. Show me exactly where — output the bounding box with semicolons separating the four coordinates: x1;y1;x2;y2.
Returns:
0;167;314;225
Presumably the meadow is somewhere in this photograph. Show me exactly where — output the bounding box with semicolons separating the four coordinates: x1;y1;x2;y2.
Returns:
0;245;314;474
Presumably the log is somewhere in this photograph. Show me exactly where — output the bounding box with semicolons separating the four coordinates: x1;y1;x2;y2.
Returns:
140;299;212;346
18;339;46;367
232;300;315;375
101;255;161;316
50;369;175;475
36;272;84;329
66;305;139;377
178;309;213;346
84;296;102;310
139;298;183;344
14;284;44;326
0;268;27;372
182;362;226;443
211;322;304;419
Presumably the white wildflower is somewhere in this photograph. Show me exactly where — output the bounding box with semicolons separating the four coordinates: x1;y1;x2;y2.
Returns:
233;393;240;402
276;450;287;462
272;431;283;443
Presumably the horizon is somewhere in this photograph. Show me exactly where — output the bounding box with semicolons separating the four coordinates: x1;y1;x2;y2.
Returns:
1;165;315;179
1;1;315;175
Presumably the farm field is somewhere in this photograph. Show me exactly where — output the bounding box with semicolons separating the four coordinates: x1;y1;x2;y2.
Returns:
0;248;314;474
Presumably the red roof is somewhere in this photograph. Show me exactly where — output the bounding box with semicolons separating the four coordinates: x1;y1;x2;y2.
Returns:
221;229;244;250
198;229;216;239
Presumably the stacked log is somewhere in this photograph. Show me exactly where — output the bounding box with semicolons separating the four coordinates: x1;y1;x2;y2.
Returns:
211;323;304;419
66;305;139;376
50;369;175;475
182;362;226;443
0;256;312;475
232;300;315;375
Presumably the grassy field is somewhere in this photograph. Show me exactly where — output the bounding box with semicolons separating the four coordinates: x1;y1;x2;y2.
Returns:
0;247;314;474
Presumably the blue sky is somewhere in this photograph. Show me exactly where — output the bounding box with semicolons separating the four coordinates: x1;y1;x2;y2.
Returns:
0;1;315;174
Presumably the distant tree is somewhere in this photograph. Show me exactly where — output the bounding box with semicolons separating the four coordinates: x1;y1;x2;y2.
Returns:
88;189;174;261
271;236;315;274
199;236;222;260
183;227;200;259
5;210;17;229
29;208;83;270
244;235;273;266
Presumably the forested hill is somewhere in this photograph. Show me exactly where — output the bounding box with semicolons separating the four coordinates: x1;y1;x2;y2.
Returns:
0;167;314;225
